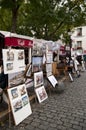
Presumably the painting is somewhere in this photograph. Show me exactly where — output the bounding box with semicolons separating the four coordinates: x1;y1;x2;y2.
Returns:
47;75;58;87
8;71;25;88
18;50;24;60
25;78;33;88
13;99;23;112
32;56;43;72
11;88;18;99
6;63;13;71
35;86;48;103
34;71;44;87
7;50;14;61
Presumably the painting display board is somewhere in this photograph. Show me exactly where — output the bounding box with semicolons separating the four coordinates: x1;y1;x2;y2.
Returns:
8;71;25;88
48;75;58;87
34;71;44;88
2;49;25;74
35;85;48;103
7;84;32;125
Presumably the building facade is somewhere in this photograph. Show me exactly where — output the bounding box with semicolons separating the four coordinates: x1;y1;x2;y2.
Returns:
71;26;86;55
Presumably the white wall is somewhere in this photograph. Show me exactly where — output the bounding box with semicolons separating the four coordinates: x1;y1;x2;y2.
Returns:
71;26;86;53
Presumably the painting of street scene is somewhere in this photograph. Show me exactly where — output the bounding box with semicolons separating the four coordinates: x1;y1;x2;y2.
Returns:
8;71;25;87
13;99;23;112
22;96;29;106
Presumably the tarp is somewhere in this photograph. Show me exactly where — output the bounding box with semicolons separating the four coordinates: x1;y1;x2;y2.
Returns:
0;31;33;47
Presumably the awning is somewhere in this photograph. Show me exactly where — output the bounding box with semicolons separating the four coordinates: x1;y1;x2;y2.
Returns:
0;31;33;47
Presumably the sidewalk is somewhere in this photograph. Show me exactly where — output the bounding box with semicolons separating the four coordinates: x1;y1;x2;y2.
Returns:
1;71;86;130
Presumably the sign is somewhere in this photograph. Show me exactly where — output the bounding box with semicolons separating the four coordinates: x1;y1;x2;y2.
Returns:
5;37;33;47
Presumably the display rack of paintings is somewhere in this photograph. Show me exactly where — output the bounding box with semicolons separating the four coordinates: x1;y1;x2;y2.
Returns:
2;49;25;74
7;84;32;125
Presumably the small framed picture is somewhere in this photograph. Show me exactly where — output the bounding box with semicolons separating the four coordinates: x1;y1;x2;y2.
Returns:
6;63;13;71
32;56;43;72
34;71;43;87
35;86;48;103
48;75;58;87
18;51;24;60
7;51;14;61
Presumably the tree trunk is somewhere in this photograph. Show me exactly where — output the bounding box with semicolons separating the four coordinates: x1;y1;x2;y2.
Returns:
11;5;19;33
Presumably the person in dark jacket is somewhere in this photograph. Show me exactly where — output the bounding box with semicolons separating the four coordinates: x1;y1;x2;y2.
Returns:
0;65;8;103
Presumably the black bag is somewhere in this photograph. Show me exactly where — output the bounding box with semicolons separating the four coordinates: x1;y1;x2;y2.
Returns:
0;72;8;89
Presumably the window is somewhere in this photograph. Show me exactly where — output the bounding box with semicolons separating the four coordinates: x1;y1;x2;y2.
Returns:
77;41;82;48
77;28;82;36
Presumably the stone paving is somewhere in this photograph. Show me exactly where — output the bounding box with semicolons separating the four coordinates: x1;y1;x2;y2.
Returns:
1;71;86;130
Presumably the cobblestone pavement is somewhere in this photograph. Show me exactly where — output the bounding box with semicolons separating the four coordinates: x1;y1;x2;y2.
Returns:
1;71;86;130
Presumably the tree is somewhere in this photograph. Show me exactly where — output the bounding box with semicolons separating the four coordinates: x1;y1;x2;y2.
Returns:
0;0;86;42
18;0;86;41
0;0;25;32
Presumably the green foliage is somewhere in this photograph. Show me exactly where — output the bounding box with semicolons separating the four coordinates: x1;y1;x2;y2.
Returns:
0;0;86;44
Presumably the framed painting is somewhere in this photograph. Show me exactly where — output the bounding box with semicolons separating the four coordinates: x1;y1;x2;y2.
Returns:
32;56;43;72
35;85;48;103
47;75;58;87
34;71;43;88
